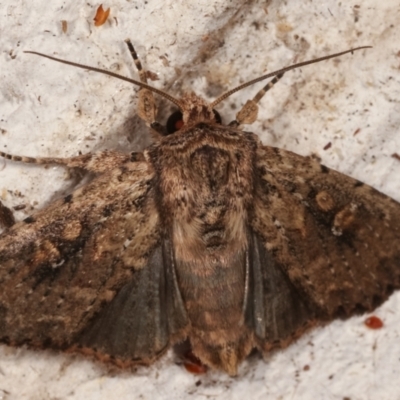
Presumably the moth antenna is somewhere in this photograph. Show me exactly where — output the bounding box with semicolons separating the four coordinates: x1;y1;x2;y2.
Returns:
251;73;284;104
124;39;167;136
228;73;284;127
23;50;184;109
211;46;372;108
125;39;149;84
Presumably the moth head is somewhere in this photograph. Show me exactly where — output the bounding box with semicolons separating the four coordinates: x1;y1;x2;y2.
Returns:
166;93;222;134
24;45;371;136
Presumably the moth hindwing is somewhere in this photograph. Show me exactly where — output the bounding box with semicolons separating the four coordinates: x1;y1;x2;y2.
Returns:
1;43;399;376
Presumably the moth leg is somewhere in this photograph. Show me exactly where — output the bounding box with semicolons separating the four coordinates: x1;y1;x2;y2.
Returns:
125;39;166;136
0;201;15;229
229;73;284;127
0;149;137;173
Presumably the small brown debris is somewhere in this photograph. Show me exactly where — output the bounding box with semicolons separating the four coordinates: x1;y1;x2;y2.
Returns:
146;70;159;81
323;142;332;150
159;55;170;67
94;4;110;27
391;153;400;161
364;315;384;329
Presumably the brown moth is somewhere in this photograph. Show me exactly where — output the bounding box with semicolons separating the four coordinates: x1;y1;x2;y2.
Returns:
0;42;399;376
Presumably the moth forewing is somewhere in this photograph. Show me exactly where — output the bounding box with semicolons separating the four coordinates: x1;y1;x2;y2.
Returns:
1;43;399;376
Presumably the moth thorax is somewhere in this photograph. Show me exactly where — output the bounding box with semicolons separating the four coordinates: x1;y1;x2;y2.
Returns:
180;92;215;125
191;145;230;189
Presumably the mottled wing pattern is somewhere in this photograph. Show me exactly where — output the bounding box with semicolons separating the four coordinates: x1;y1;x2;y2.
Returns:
251;145;400;350
0;159;187;363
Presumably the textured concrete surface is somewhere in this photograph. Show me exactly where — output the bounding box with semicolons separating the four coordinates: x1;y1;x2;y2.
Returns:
1;1;400;399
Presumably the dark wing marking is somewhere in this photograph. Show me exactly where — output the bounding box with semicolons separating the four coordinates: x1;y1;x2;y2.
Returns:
0;161;171;359
252;146;400;323
244;231;315;352
77;238;188;365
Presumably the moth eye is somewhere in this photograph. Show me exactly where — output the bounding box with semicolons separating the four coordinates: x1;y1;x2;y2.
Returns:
166;110;184;134
213;109;222;124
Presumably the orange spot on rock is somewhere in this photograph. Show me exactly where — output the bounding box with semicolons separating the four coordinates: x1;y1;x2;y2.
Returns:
94;4;110;27
364;315;383;329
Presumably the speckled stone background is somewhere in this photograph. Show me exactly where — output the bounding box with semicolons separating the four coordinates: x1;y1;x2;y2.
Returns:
1;1;400;399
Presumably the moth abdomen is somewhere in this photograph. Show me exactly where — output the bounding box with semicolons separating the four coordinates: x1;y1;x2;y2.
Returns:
202;225;226;250
176;250;251;375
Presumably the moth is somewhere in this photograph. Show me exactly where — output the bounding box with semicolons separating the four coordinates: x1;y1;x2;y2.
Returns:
1;42;399;376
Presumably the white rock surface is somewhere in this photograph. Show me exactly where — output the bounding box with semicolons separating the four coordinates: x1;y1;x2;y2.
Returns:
1;0;400;399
